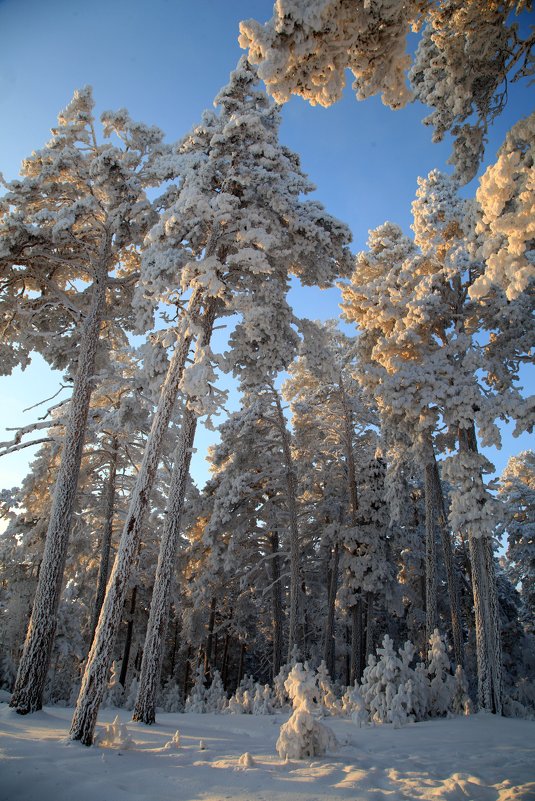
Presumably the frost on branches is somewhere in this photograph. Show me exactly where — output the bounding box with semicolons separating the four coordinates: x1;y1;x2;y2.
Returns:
276;663;338;760
240;1;534;181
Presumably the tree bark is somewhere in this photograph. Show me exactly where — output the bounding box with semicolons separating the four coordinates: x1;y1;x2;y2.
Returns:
272;390;301;663
269;532;283;680
349;598;363;684
431;452;464;668
423;449;438;647
69;287;205;745
323;542;339;677
119;586;137;687
132;300;217;724
11;262;109;714
203;597;217;682
459;425;502;714
89;436;119;649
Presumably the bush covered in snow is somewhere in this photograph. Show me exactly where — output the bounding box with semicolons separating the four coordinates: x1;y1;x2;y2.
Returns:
276;663;338;759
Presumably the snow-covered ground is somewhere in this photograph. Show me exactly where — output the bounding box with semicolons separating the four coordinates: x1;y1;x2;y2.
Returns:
1;699;534;801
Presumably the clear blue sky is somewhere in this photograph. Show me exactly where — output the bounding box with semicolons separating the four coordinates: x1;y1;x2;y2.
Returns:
0;0;533;492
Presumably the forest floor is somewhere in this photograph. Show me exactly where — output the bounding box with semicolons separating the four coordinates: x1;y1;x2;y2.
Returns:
1;695;534;801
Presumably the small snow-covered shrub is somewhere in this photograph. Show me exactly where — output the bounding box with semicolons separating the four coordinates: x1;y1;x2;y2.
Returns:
427;630;455;716
252;683;274;715
342;682;369;727
159;677;183;713
226;674;255;714
315;660;341;716
94;715;135;749
205;670;226;712
276;663;338;760
163;730;181;750
186;663;207;712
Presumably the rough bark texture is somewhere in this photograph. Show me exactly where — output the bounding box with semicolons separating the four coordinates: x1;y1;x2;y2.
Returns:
350;598;363;684
273;391;301;663
270;531;283;680
89;437;119;648
10;264;108;714
460;425;502;714
203;598;217;681
323;542;339;677
119;586;137;687
431;453;464;668
423;455;438;648
69;289;204;745
132;301;217;725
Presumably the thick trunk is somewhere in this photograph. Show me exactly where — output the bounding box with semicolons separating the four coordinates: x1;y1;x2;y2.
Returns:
273;391;301;663
69;288;204;745
323;542;339;677
460;426;502;714
119;586;137;687
11;263;108;714
132;301;216;725
431;453;464;668
89;437;119;649
270;532;283;680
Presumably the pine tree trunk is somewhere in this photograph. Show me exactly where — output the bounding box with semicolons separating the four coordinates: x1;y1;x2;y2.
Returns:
349;599;363;684
272;390;301;662
423;451;438;647
365;591;374;664
237;643;246;686
323;542;339;677
270;532;283;680
10;263;108;714
132;300;217;725
69;288;204;745
89;436;119;649
203;597;217;682
460;425;502;714
119;586;137;687
221;632;230;689
431;453;464;668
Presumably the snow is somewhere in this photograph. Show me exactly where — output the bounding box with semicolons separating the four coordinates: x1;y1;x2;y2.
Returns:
1;701;534;801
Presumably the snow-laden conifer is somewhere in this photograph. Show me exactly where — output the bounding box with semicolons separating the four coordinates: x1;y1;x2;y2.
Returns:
276;662;338;759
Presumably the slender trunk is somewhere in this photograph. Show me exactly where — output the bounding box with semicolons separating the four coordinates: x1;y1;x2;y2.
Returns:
423;446;438;647
182;646;193;702
350;598;363;684
431;452;464;668
89;436;119;648
203;597;217;682
272;390;301;662
132;300;217;724
169;615;180;680
221;633;230;689
365;591;374;665
11;262;109;714
237;643;246;687
459;425;502;714
119;586;137;687
70;287;204;744
270;532;283;680
323;542;339;677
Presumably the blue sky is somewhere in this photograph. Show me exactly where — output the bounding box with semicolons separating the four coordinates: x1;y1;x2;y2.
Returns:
0;0;533;491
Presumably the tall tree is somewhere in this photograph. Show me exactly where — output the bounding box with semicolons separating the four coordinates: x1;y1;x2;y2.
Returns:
70;58;351;743
1;89;170;713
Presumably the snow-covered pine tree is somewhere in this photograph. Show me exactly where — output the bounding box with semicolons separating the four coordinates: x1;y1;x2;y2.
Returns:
71;57;351;743
240;0;534;181
2;88;171;714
